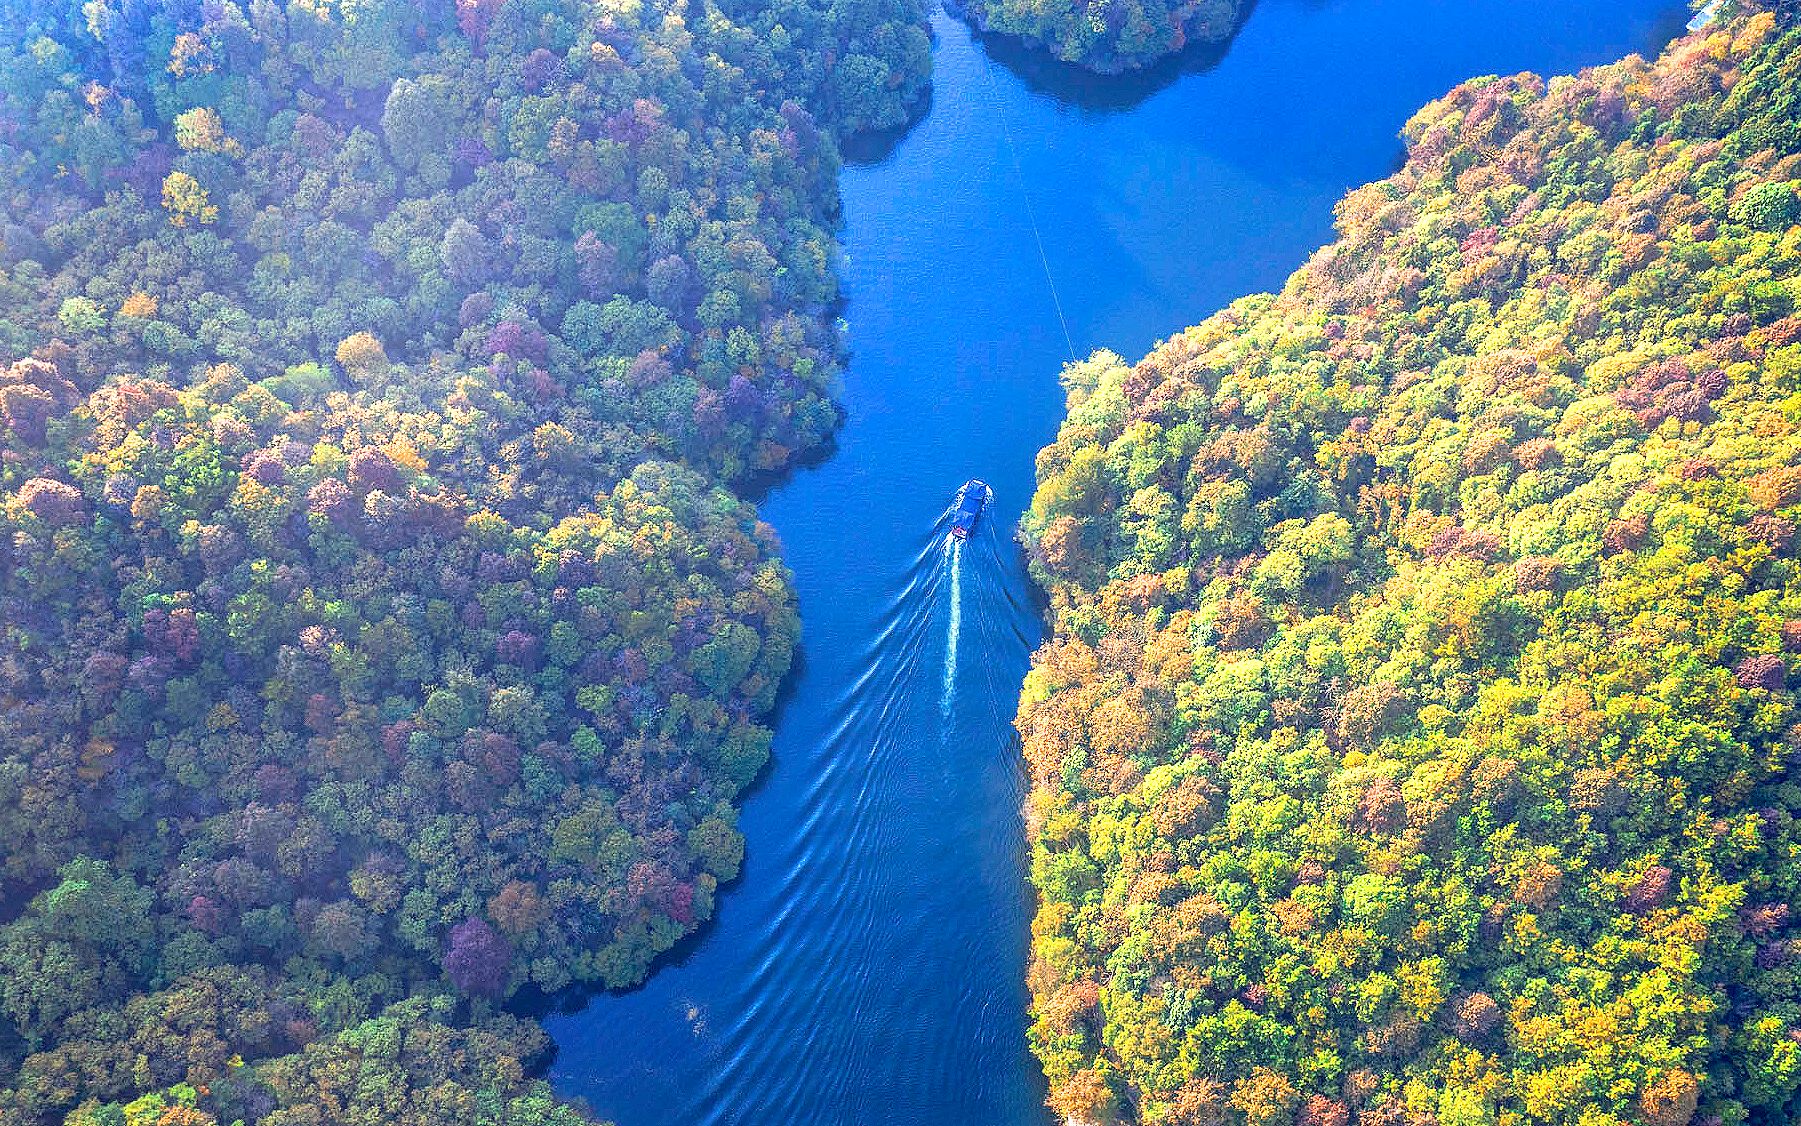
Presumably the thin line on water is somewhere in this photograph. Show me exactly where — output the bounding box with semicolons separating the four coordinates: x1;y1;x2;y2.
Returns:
973;28;1078;362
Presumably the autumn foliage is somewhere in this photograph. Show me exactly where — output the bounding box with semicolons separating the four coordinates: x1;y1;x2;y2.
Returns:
1020;8;1801;1124
0;0;928;1121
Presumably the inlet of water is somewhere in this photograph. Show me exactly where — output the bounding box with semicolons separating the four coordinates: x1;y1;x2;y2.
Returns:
546;1;1684;1121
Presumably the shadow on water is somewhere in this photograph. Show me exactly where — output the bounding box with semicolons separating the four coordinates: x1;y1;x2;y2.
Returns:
951;0;1258;113
847;0;1263;163
841;86;940;165
1643;4;1702;53
740;431;840;505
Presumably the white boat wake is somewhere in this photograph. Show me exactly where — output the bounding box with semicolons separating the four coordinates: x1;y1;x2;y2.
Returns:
942;535;962;717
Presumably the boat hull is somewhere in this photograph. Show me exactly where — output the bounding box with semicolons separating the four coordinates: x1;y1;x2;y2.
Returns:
948;479;989;540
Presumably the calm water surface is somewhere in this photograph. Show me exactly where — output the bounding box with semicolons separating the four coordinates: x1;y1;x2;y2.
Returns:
547;0;1682;1120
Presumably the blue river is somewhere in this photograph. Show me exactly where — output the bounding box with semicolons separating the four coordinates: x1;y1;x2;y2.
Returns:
546;0;1684;1121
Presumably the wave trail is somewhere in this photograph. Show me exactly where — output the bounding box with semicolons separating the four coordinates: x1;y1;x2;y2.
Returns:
941;535;962;717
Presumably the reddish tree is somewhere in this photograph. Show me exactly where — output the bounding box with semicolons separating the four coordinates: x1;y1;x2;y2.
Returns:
243;449;287;484
254;764;298;803
1350;778;1406;835
459;291;494;328
1162;1078;1228;1126
1757;940;1793;969
1298;1096;1351;1126
303;693;337;735
496;630;540;668
347;447;401;494
1425;526;1499;560
670;881;696;925
471;731;520;785
1783;620;1801;652
0;383;54;445
1602;513;1650;554
1450;992;1502;1038
187;895;224;935
521;47;559;90
18;477;86;526
143;607;201;664
455;0;503;47
1747;514;1795;549
444;918;510;997
1736;654;1786;692
486;320;547;362
307;478;355;523
1513;555;1561;591
80;651;128;700
1743;902;1790;940
575;231;620;294
1515;437;1559;469
1625;865;1675;914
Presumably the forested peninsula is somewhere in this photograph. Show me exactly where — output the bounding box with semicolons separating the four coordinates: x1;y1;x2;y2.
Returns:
1019;6;1801;1124
956;0;1239;74
0;1;926;1122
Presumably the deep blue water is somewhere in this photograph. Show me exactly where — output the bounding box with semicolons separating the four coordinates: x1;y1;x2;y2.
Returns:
546;0;1683;1121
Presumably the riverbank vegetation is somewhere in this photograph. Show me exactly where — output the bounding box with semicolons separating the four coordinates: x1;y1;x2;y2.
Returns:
957;0;1240;73
1021;5;1801;1123
0;0;927;1122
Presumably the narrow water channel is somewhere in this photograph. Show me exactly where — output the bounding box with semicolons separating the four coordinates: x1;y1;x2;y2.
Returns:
546;0;1683;1121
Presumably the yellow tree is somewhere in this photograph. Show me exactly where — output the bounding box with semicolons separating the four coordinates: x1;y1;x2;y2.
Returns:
161;171;217;226
173;106;242;156
335;331;390;385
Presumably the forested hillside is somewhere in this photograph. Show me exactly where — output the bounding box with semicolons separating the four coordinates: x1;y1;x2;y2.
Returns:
0;0;926;1122
957;0;1239;73
1020;6;1801;1124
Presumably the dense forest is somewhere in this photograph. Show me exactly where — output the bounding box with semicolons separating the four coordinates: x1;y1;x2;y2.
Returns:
956;0;1239;73
1020;5;1801;1124
0;0;927;1122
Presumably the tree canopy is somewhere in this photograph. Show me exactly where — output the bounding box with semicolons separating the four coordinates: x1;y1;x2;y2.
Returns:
0;0;927;1121
959;0;1240;73
1020;7;1801;1124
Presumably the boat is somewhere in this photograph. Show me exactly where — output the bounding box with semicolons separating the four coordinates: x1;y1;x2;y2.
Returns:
949;479;989;540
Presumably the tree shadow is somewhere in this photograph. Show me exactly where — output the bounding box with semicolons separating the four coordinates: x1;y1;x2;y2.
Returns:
952;0;1260;114
1643;3;1697;53
844;0;1261;162
840;84;940;165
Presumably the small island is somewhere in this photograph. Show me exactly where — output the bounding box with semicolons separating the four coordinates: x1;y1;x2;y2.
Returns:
959;0;1242;73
